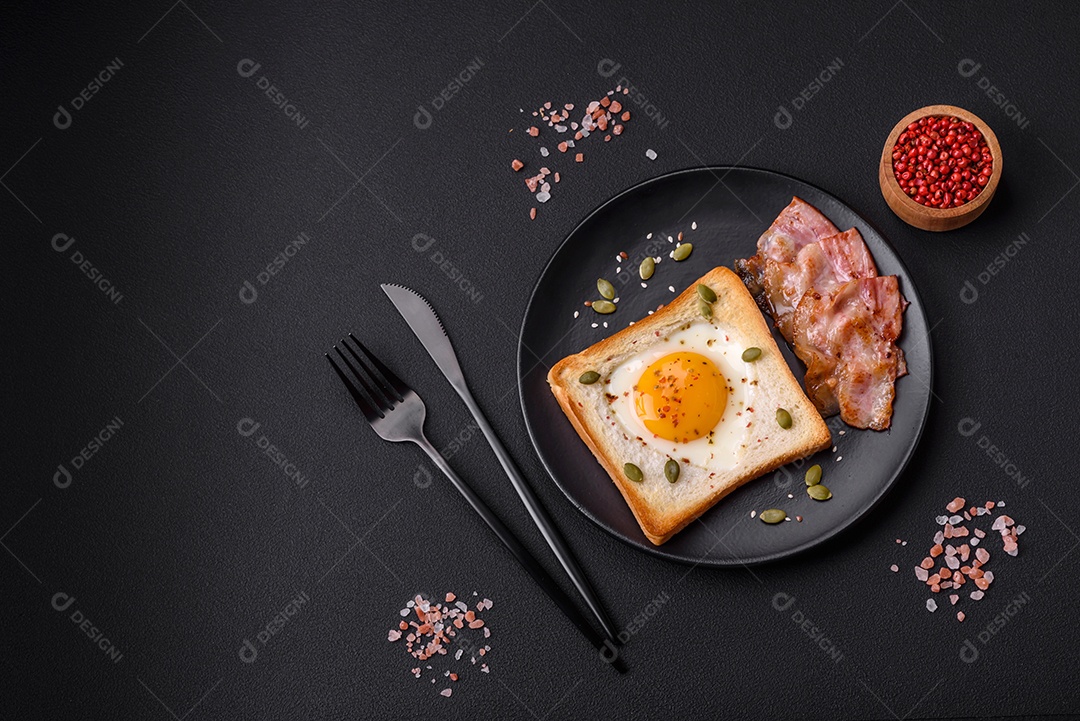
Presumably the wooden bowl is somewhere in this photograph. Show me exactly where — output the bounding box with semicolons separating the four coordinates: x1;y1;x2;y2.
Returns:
879;104;1002;232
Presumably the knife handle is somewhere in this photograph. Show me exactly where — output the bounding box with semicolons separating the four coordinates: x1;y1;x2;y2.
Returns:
412;436;626;672
456;386;621;645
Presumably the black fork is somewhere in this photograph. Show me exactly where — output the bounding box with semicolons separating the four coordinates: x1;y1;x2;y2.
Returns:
326;334;625;670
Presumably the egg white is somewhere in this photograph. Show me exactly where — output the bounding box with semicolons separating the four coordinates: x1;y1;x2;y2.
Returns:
606;323;755;470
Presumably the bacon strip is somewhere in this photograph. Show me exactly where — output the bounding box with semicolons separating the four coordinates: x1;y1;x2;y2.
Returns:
791;276;908;430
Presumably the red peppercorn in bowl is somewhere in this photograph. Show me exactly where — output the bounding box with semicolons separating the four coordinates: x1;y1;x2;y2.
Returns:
879;104;1002;232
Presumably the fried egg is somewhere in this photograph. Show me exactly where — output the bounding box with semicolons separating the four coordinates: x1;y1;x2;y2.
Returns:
607;323;755;469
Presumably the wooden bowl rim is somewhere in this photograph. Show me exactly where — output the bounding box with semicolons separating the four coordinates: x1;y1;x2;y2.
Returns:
879;104;1003;219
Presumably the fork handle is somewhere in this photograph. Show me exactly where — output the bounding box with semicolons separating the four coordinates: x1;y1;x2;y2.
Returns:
413;436;626;672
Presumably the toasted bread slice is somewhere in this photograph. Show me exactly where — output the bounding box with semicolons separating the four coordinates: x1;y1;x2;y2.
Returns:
547;266;831;545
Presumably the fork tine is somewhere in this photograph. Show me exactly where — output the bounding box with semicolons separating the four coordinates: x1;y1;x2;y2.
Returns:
339;340;394;411
325;352;381;422
348;333;407;400
334;345;389;416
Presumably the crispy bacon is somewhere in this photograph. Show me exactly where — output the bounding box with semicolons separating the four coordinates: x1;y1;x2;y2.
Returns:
791;276;908;430
734;197;907;430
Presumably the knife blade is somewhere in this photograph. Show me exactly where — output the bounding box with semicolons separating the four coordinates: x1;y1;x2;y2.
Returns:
381;282;620;645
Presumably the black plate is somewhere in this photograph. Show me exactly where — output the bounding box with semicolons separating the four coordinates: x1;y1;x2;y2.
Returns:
517;167;932;566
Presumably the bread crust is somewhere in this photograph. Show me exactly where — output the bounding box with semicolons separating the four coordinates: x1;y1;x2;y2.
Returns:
547;266;831;545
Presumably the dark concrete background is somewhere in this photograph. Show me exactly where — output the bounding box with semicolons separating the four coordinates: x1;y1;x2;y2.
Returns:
4;1;1077;718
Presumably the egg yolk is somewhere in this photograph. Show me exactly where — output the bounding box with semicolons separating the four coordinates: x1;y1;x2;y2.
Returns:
633;352;728;443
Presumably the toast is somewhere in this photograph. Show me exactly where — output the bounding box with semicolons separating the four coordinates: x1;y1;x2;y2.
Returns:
547;266;831;545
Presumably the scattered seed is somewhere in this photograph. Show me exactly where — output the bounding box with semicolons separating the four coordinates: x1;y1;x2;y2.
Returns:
578;371;601;385
760;509;786;524
696;284;717;303
623;463;643;482
597;278;615;300
672;243;693;261
664;459;680;484
804;464;822;486
807;484;832;501
775;408;792;429
591;300;616;314
639;257;655;280
741;347;762;362
697;297;712;318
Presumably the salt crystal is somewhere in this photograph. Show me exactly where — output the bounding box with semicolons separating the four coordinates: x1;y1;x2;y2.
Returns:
890;564;898;572
945;556;960;569
536;191;551;203
400;608;411;617
540;147;549;156
970;590;984;601
948;515;963;525
646;149;657;160
455;649;463;660
926;599;937;612
935;515;949;525
555;125;567;133
915;567;928;582
388;630;402;641
1015;524;1025;535
950;594;959;605
440;688;452;697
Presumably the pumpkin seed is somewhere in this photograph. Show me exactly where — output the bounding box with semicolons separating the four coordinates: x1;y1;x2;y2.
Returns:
776;408;792;429
597;278;615;300
664;459;680;484
623;462;643;482
804;464;822;487
592;299;616;314
639;257;655;280
672;243;693;261
807;483;832;501
760;508;786;524
578;370;601;385
696;284;717;303
741;347;762;362
698;297;712;319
